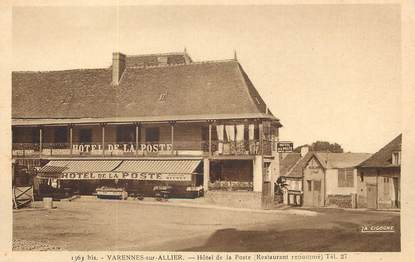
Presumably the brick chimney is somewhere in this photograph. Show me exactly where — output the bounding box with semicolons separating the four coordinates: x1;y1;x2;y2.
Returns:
300;146;309;157
112;52;126;85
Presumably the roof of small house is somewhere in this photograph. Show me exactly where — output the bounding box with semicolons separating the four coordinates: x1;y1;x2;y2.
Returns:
357;134;402;168
314;152;372;169
280;153;302;176
12;52;278;125
280;152;314;178
280;151;371;178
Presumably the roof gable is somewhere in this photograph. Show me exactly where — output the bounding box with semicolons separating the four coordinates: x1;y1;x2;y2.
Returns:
358;134;402;168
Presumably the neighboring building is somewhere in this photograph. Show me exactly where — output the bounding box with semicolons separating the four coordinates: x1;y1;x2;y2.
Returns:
279;149;313;205
12;51;282;208
356;134;401;209
306;152;371;208
280;150;371;208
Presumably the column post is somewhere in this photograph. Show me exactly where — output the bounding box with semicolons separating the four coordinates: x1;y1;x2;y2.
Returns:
259;121;264;156
169;121;175;155
101;123;106;156
39;126;43;157
135;122;140;156
69;124;73;156
203;158;210;192
208;120;213;157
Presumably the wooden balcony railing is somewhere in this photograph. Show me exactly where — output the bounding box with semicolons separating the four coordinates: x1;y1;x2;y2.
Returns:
12;140;273;158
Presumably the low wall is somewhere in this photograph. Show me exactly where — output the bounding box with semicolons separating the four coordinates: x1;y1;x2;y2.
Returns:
204;191;262;209
326;194;356;208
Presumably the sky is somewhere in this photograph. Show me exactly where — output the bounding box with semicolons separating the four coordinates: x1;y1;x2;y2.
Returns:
12;4;401;153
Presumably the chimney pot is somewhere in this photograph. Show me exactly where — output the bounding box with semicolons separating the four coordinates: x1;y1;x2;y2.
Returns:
112;52;126;85
301;146;309;157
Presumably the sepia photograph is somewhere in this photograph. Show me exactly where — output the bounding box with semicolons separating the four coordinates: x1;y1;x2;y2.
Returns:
4;1;411;260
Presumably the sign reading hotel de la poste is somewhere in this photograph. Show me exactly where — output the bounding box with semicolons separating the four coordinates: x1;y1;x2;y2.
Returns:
72;143;173;153
60;172;192;181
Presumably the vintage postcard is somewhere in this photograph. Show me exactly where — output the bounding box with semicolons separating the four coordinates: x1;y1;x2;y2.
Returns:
1;0;414;261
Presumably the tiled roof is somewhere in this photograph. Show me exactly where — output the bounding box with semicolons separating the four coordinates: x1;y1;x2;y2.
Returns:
280;152;315;178
280;151;371;178
12;58;276;122
279;153;301;176
315;152;372;169
357;134;402;168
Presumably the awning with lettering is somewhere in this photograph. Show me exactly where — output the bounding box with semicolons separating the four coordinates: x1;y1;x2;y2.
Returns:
36;159;201;181
37;160;122;178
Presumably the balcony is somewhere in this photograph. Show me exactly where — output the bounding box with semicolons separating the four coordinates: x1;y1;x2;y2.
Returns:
12;140;273;158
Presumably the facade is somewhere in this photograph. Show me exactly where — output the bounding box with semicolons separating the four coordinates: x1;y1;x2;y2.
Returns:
356;134;401;209
278;150;312;206
12;51;282;208
280;150;371;208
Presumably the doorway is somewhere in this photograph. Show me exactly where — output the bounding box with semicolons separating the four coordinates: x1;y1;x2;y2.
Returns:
312;180;322;207
366;183;377;209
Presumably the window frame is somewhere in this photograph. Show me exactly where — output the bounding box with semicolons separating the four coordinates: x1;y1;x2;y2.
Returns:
338;168;354;188
392;151;401;166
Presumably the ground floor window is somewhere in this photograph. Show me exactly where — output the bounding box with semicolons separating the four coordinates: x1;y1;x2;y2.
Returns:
209;160;253;191
338;168;354;187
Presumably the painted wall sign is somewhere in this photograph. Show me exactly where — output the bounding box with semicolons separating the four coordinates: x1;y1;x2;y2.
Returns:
72;143;173;153
60;172;191;181
277;142;294;153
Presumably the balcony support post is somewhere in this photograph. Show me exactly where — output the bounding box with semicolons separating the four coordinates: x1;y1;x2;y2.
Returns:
39;126;43;157
259;121;263;156
69;124;73;156
203;158;210;192
135;122;140;156
208;122;212;157
169;121;176;155
101;123;106;156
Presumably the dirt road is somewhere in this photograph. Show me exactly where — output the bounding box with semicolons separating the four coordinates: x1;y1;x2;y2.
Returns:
13;199;400;251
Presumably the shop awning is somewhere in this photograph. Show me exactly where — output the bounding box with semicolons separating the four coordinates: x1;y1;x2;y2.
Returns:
36;159;201;181
115;160;201;174
37;160;122;178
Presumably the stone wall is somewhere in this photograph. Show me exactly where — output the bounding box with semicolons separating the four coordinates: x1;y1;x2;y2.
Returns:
326;194;353;208
204;191;262;209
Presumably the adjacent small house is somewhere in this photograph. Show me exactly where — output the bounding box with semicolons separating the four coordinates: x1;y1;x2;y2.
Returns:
279;149;313;205
356;134;401;209
280;150;371;208
305;152;371;208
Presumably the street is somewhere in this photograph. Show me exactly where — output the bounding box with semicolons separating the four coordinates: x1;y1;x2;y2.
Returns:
13;199;400;252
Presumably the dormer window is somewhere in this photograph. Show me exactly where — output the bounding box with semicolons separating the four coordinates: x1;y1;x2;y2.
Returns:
159;92;167;102
392;151;401;165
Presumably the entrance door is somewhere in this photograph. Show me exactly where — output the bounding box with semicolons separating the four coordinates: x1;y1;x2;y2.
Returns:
366;184;377;209
312;180;322;207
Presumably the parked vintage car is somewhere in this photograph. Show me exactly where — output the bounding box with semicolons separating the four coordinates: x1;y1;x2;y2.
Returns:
153;185;204;199
96;186;128;200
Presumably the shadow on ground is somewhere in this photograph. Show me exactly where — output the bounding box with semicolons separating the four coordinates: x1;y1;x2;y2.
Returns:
182;216;400;252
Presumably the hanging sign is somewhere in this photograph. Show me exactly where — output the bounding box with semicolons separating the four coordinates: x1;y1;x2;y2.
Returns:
277;142;294;153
